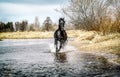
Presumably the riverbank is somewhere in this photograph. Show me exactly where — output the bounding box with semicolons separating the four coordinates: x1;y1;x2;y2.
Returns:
0;30;79;39
70;30;120;64
0;30;120;63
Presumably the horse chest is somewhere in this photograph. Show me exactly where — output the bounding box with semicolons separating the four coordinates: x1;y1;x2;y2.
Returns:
57;31;63;39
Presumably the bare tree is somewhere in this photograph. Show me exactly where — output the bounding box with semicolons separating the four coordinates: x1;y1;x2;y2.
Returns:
8;22;14;32
15;22;20;31
34;16;40;31
62;0;111;32
43;17;52;31
0;21;5;32
5;22;14;32
29;23;35;31
20;20;28;32
109;0;120;33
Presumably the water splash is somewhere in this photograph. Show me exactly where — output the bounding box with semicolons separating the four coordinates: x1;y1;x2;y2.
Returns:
49;43;77;53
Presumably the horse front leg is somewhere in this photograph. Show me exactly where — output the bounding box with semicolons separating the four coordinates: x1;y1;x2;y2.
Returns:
55;39;59;52
56;43;59;52
58;41;62;52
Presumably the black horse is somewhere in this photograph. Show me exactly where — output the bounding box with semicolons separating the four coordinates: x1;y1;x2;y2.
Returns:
54;18;67;52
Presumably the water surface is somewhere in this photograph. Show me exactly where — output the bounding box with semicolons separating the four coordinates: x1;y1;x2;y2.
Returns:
0;39;120;77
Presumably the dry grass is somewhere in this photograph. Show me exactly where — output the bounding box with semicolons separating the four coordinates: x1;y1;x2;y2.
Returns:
0;31;54;39
72;31;120;52
0;30;80;39
71;31;120;63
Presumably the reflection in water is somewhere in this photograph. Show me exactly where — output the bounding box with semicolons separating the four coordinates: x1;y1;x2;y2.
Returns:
54;52;67;63
0;39;120;77
53;52;68;76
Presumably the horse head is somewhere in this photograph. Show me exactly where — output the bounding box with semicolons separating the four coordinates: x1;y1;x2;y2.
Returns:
59;18;65;31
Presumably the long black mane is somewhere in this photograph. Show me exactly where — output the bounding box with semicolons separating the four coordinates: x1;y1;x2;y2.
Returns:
54;18;67;52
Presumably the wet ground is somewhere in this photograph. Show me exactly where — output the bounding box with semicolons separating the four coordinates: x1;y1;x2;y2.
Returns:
0;39;120;77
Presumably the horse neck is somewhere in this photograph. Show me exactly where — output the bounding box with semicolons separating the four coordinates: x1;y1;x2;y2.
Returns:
58;25;64;31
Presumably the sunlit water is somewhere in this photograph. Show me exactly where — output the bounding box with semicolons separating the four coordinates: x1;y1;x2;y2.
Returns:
0;39;120;77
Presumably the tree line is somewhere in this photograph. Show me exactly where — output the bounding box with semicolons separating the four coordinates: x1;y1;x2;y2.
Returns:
0;22;14;32
0;17;56;32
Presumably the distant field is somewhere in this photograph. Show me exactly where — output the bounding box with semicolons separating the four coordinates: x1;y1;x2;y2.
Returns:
0;30;80;39
0;31;54;39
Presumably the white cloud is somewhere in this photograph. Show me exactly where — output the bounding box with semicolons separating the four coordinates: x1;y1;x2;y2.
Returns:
0;2;63;23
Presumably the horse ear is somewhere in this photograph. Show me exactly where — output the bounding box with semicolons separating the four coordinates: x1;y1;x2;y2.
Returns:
63;18;65;22
63;18;65;21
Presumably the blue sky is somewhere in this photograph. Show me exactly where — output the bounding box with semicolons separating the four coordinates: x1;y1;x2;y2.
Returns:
0;0;68;24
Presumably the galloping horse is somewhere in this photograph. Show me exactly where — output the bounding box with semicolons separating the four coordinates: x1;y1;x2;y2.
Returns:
54;18;67;52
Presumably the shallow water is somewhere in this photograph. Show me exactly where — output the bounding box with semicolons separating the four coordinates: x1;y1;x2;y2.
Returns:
0;39;120;77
